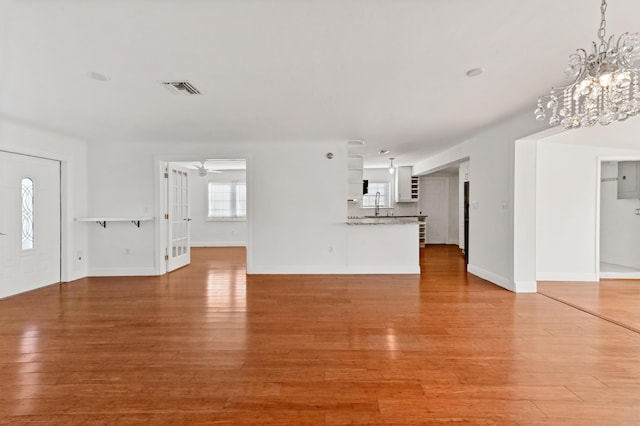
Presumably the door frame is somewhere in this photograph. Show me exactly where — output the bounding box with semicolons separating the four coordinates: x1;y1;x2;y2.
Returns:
153;153;252;276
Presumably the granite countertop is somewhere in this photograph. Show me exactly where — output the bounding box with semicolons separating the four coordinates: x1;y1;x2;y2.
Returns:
363;215;427;218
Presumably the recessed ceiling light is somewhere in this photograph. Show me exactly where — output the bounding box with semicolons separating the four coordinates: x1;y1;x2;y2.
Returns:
377;149;390;155
466;67;485;77
87;71;110;82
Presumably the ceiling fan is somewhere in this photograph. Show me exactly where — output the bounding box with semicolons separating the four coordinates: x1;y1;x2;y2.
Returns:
190;161;223;177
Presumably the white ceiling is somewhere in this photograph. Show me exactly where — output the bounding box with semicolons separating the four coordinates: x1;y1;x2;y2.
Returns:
2;0;640;166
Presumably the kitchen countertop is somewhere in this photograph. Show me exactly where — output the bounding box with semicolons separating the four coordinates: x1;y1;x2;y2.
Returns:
346;217;420;225
363;215;427;218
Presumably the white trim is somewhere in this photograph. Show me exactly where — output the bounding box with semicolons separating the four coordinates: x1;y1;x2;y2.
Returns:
513;281;537;293
536;272;598;282
191;241;246;247
88;267;158;277
467;264;514;292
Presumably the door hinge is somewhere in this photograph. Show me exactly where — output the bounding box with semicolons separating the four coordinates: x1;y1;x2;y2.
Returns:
164;213;169;220
164;254;169;261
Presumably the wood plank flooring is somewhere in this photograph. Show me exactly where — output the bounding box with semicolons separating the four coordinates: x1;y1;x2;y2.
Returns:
538;279;640;333
1;246;640;424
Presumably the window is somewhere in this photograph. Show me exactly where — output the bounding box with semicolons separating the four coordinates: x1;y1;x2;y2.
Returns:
21;178;34;250
362;182;391;208
208;181;246;219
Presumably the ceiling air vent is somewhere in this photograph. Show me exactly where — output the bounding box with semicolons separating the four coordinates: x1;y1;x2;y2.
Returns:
161;81;201;95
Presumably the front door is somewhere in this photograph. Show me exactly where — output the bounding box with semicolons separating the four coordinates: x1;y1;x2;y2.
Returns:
0;151;61;298
166;163;191;272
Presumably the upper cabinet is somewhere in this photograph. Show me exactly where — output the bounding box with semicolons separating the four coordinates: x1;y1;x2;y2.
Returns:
618;161;640;199
395;166;419;202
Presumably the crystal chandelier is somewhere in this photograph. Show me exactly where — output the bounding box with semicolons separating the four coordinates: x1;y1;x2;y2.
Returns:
536;0;640;129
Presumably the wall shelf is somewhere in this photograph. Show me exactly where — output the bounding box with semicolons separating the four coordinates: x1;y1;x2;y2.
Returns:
75;217;154;228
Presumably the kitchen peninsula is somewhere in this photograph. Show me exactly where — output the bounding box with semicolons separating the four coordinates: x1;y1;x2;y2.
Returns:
344;216;421;274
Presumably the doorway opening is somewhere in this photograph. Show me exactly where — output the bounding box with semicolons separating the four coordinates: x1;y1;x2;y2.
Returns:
598;158;640;279
157;158;248;275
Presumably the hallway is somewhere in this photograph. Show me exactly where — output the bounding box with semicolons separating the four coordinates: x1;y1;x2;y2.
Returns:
0;246;639;424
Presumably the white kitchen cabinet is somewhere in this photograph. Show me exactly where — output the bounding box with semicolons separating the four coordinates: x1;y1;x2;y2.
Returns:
347;141;365;201
395;166;418;202
617;161;640;199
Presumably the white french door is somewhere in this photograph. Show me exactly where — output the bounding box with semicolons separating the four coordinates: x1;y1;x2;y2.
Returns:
166;163;191;272
0;151;61;298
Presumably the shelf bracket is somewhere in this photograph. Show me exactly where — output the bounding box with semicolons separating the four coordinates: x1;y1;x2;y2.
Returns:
97;221;107;228
131;220;141;228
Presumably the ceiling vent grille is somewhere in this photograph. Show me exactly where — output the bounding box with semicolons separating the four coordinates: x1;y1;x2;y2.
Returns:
161;81;201;95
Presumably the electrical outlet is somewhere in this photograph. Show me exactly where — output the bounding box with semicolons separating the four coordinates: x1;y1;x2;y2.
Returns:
635;209;640;215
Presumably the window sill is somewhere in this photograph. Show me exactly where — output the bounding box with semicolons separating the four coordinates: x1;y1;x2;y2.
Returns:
206;217;246;222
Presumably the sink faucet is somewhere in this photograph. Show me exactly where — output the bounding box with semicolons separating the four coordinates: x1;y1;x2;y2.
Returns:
375;191;381;216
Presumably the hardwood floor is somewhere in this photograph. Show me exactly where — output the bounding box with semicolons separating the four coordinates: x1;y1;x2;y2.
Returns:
538;279;640;334
1;246;640;424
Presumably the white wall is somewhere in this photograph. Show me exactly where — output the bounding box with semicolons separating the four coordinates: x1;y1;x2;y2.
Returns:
600;162;640;270
189;169;247;247
86;139;353;275
536;121;640;281
347;168;418;217
0;117;88;283
413;112;547;292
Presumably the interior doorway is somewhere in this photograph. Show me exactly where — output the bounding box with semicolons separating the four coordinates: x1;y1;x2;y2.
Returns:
464;181;470;266
598;159;640;279
157;158;248;275
420;177;449;244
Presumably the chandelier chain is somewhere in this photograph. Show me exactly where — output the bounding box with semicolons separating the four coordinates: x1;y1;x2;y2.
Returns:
598;0;608;44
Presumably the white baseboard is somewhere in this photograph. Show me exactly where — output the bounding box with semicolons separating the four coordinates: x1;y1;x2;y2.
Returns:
536;272;598;282
467;264;514;292
88;267;158;277
513;281;537;293
191;241;245;247
447;238;459;245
